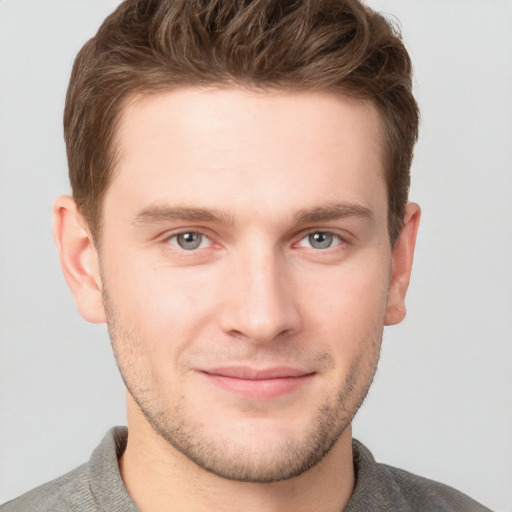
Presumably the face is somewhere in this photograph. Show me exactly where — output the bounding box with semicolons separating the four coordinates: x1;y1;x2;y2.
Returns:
93;88;404;482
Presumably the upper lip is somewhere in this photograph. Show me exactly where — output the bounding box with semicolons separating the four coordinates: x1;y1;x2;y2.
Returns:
201;366;313;380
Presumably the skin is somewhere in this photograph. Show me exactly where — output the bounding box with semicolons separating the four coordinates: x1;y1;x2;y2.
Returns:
54;87;420;512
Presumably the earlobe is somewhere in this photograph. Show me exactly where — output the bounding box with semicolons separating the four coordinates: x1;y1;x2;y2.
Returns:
384;203;421;326
53;196;106;324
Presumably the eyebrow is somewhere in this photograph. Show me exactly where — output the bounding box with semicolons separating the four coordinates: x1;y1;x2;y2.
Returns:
292;203;374;225
133;202;373;227
133;205;234;226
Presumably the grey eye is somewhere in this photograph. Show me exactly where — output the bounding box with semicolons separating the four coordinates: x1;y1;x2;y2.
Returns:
299;231;341;250
308;232;333;249
298;231;341;250
174;232;205;250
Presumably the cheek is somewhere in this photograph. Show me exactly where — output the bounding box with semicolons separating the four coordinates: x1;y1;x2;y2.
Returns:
300;255;390;360
305;255;390;323
102;251;223;356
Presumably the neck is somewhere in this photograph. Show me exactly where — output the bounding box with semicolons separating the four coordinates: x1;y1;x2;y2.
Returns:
120;397;355;512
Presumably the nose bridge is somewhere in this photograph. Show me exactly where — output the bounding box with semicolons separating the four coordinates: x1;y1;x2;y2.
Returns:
220;237;301;343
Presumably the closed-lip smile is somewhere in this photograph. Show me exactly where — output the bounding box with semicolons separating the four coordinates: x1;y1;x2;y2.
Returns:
199;366;315;400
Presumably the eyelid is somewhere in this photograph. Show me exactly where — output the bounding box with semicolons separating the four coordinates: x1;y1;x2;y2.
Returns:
298;228;347;240
157;227;351;251
162;228;216;250
171;232;211;250
294;228;350;250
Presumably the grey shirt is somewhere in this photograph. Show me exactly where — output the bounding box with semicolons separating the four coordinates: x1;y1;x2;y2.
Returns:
1;427;492;511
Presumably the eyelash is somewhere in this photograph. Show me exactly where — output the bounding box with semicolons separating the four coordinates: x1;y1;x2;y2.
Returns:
165;231;213;251
163;229;347;253
296;230;345;250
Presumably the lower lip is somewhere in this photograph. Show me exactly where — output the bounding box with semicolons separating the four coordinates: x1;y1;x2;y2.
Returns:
201;373;314;400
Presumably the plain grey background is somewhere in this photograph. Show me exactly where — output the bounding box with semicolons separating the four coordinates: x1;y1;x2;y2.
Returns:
1;1;511;510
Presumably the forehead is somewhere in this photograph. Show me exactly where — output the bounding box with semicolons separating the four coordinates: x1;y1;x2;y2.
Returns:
106;87;386;224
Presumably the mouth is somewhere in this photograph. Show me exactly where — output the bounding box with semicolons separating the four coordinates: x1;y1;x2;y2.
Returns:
199;366;316;400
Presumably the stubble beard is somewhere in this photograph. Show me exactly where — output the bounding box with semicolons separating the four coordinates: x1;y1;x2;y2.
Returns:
103;289;382;483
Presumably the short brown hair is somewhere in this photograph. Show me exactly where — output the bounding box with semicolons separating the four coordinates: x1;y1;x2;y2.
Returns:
64;0;419;244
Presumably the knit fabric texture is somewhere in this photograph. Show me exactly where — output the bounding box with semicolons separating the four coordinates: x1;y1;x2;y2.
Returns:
1;427;493;511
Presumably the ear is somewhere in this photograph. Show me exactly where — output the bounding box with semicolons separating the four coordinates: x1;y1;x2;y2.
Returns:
385;202;421;326
53;196;106;324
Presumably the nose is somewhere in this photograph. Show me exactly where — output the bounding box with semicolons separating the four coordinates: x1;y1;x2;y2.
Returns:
219;243;302;344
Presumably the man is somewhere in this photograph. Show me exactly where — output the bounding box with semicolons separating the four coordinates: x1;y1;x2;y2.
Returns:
1;0;493;510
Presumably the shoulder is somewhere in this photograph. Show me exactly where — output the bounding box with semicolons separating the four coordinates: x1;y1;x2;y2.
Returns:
378;462;492;511
347;439;493;512
0;464;97;512
1;427;135;512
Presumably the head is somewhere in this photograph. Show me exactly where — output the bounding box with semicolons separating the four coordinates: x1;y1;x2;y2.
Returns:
64;0;418;246
55;0;420;484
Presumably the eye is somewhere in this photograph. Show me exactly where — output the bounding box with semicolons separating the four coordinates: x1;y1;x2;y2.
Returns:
298;231;342;250
168;232;211;251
